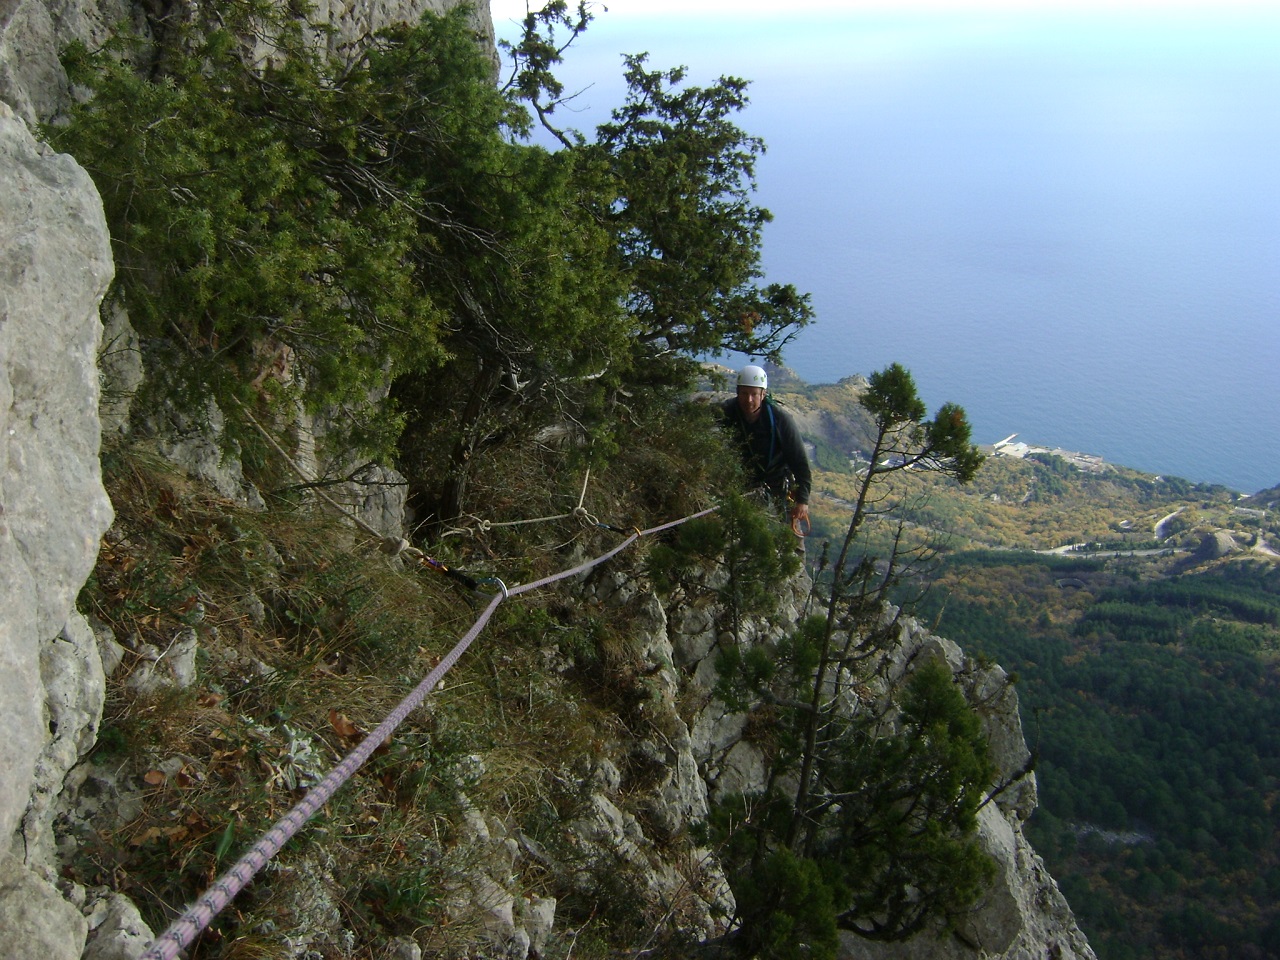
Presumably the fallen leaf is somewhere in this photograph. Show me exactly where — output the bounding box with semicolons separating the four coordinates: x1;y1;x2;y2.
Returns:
328;709;360;739
130;826;165;846
211;746;248;766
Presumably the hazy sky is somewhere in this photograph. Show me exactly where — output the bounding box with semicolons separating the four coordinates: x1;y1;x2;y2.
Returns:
486;0;1280;489
490;0;1276;16
489;1;1280;105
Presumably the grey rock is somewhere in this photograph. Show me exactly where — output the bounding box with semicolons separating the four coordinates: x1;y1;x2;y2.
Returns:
708;739;768;801
386;937;422;960
22;613;106;868
97;302;142;438
0;1;486;129
836;808;1094;960
343;462;409;540
89;617;127;678
590;758;622;793
0;854;89;960
471;873;517;949
1198;528;1240;560
124;627;199;696
0;0;68;124
82;892;154;960
140;397;266;509
690;698;748;765
521;895;557;957
0;102;113;852
505;926;531;960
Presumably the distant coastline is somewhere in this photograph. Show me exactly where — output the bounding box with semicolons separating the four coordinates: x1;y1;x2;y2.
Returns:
987;434;1108;475
495;7;1280;499
761;362;1273;496
788;360;1277;496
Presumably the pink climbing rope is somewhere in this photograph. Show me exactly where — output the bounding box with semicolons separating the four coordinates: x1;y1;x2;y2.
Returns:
138;506;716;960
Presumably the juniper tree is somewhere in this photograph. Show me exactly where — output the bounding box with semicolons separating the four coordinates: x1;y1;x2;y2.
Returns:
789;362;985;848
590;55;814;387
709;364;994;952
51;1;445;461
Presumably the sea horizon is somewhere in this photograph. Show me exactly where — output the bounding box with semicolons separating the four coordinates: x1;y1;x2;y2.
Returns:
736;356;1273;496
492;5;1280;495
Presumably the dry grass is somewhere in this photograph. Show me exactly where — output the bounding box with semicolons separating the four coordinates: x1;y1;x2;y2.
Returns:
74;410;734;958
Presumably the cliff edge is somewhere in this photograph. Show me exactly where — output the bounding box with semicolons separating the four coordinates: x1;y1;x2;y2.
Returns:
0;3;1096;957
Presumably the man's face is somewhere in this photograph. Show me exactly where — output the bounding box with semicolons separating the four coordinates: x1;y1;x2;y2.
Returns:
736;385;765;423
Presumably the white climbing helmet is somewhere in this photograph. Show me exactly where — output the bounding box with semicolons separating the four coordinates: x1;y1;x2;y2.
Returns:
737;364;768;390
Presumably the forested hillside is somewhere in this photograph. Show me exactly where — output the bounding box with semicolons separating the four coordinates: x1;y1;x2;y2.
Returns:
920;554;1280;960
774;374;1280;960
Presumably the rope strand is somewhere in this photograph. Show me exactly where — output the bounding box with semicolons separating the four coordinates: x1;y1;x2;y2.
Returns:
138;503;716;960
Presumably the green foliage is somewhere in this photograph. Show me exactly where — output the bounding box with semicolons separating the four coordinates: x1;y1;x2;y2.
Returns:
646;493;800;626
52;4;450;459
703;364;994;948
498;0;595;144
823;660;997;940
826;363;982;592
860;365;983;483
589;55;814;382
732;847;841;960
51;0;815;532
1075;563;1280;648
774;364;985;900
915;551;1280;958
714;659;998;947
809;435;855;474
55;7;1019;955
714;642;778;712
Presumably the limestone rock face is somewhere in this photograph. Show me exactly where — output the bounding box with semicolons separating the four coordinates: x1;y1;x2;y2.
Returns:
0;855;90;960
309;0;495;58
1198;528;1241;561
0;101;113;957
836;807;1094;960
0;0;144;125
81;893;155;960
662;583;1096;960
0;0;492;128
0;101;114;842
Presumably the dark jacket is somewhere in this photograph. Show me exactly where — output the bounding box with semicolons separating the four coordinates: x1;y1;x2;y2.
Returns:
720;396;812;505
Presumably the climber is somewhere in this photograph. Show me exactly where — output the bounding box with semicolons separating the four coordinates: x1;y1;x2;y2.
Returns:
719;364;811;538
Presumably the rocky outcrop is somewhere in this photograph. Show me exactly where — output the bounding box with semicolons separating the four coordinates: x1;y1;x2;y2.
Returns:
2;0;455;535
1197;528;1241;561
836;811;1094;960
0;0;145;125
0;3;1097;957
651;568;1096;960
0;0;492;128
828;632;1092;960
0;2;489;956
0;101;114;958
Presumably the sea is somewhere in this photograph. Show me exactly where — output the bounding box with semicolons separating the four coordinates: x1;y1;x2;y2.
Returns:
493;7;1280;494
